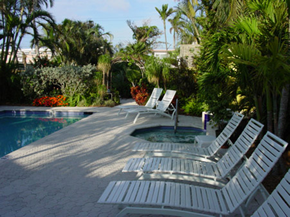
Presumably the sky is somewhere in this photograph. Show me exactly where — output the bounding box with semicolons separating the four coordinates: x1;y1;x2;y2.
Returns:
21;0;179;50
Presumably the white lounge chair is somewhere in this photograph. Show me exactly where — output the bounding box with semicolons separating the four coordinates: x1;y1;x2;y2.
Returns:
98;131;288;217
123;118;263;186
251;169;290;217
133;112;246;160
130;90;177;123
117;88;163;116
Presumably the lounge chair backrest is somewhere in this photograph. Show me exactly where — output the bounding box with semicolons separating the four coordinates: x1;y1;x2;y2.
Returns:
156;90;176;112
145;88;163;108
251;169;290;217
207;112;244;156
217;118;263;177
222;131;288;213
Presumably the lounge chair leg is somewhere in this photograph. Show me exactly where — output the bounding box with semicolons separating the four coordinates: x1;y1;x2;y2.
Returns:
118;108;122;116
133;113;141;124
125;112;129;119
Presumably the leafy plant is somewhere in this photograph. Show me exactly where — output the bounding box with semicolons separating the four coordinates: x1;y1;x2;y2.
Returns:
181;97;206;116
130;84;149;105
21;64;97;104
104;100;116;107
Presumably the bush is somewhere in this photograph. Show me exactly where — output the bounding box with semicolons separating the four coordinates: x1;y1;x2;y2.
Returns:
130;84;149;105
104;100;116;107
181;98;206;116
21;64;97;104
92;98;104;106
113;90;120;104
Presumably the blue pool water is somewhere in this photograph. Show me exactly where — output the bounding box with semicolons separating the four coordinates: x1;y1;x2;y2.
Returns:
131;126;206;143
0;110;91;158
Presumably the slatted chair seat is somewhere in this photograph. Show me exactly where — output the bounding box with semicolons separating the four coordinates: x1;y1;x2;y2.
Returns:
98;132;288;217
133;112;244;158
124;119;264;185
251;169;290;217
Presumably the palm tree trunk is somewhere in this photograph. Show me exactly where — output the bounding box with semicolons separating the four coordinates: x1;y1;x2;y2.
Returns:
278;84;290;138
110;71;112;91
164;21;168;51
274;84;290;175
253;95;262;122
102;71;106;86
272;90;278;135
173;31;176;50
266;86;273;132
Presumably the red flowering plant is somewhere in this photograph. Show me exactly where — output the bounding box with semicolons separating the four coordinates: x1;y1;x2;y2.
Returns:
33;95;68;107
130;84;149;105
130;86;140;100
135;92;149;105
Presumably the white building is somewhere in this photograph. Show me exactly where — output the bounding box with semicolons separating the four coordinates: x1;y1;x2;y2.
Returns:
16;48;52;64
153;49;175;59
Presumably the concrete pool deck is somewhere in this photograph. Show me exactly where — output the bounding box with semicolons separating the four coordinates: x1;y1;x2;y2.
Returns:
0;101;264;217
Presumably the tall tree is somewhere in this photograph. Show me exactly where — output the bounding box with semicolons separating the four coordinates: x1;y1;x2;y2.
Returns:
0;0;56;102
177;0;201;43
127;20;161;48
40;19;113;65
0;0;56;68
155;4;174;50
29;0;54;55
113;22;160;76
168;12;184;49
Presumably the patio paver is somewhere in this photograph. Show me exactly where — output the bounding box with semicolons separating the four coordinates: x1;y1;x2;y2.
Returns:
0;102;263;216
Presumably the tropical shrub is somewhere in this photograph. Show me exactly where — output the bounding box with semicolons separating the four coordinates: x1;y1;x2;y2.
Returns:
181;97;206;116
104;100;116;107
135;92;149;106
130;84;149;105
21;64;97;105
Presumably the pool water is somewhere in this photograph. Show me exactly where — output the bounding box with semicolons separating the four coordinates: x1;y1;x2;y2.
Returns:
0;111;91;158
131;126;206;143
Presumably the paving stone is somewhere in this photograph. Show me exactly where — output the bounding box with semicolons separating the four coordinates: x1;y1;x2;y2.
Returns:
0;105;264;216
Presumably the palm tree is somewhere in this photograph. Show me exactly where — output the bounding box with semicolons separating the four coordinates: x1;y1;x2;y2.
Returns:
114;41;149;77
176;0;200;43
168;12;184;49
221;0;290;135
40;19;113;65
29;0;54;55
126;20;161;48
211;0;245;26
155;4;174;50
98;54;112;89
0;2;55;68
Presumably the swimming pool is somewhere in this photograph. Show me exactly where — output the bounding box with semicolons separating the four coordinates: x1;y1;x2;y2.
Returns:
131;126;206;143
0;110;92;158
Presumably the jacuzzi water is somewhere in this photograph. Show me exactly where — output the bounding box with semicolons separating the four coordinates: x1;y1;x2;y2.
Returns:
131;126;206;143
0;110;92;158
